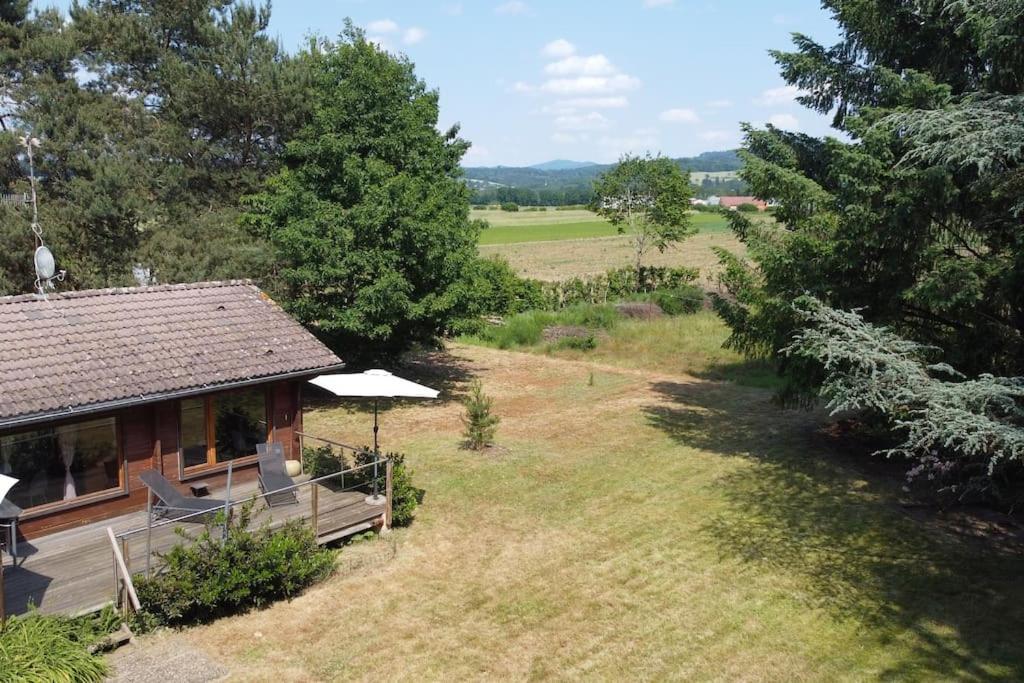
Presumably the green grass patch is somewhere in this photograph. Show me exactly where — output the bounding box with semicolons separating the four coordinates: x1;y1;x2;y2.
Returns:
462;307;778;388
0;607;121;682
475;209;732;245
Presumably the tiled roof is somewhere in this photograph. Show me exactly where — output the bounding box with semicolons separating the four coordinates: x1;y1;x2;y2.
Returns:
718;196;767;208
0;281;343;427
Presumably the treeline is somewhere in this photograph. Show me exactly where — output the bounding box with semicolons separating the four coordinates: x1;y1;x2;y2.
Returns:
463;150;742;190
0;1;307;293
470;176;748;206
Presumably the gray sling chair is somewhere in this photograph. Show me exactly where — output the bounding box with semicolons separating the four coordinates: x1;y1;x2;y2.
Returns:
139;470;226;521
256;442;298;507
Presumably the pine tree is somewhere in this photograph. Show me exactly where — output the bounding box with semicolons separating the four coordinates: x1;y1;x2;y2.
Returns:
714;0;1024;404
462;380;499;450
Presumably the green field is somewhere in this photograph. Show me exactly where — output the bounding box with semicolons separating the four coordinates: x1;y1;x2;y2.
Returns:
475;208;732;245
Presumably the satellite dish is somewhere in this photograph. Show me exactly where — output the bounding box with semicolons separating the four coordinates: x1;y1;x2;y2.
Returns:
34;245;55;281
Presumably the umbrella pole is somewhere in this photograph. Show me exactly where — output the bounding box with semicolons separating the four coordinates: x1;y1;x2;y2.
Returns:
372;399;380;498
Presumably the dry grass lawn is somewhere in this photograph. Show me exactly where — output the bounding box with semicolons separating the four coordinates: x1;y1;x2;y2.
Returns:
480;231;746;284
129;322;1024;681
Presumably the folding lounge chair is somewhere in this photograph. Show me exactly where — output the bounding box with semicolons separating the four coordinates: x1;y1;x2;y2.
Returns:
139;470;226;521
257;442;298;507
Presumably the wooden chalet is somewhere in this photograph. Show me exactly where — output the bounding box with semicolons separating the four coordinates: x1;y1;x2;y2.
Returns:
0;280;345;538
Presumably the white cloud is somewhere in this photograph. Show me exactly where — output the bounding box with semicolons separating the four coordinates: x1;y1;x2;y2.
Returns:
442;3;463;16
510;81;535;94
542;39;576;58
700;130;733;143
554;111;611;131
367;35;392;51
403;27;427;45
659;108;700;124
768;113;799;129
558;96;628;109
705;99;733;109
367;19;399;34
544;54;616;77
598;128;659;157
495;1;528;15
551;132;582;144
541;74;640;95
755;85;806;106
463;143;491;164
644;0;674;6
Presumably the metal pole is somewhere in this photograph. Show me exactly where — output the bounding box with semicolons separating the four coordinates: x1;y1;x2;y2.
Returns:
0;544;6;628
372;399;380;498
373;399;379;453
223;461;233;542
145;490;153;577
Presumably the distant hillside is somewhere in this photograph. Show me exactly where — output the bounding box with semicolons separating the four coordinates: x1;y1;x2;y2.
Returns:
464;150;742;189
529;159;598;171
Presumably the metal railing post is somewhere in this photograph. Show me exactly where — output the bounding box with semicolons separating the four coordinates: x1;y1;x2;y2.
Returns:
385;459;394;530
311;482;319;537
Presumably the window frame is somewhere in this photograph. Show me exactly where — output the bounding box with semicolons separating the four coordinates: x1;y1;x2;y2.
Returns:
8;415;129;520
177;387;272;480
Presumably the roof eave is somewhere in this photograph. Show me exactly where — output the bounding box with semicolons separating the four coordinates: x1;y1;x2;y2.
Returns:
0;362;347;432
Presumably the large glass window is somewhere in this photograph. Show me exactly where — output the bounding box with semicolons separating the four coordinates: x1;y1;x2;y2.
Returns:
180;389;268;471
0;417;122;510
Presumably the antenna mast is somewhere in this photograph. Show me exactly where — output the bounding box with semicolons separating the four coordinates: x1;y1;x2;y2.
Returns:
23;135;65;294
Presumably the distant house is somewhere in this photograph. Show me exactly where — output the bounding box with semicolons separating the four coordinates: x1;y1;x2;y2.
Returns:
689;198;708;207
718;196;768;211
0;281;344;537
706;195;721;206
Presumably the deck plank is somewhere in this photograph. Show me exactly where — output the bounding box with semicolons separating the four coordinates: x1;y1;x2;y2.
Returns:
1;478;382;616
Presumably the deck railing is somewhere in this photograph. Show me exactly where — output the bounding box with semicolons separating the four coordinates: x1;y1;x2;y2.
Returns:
111;444;392;603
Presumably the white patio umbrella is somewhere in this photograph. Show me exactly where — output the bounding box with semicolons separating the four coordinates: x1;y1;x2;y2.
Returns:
0;474;16;506
308;370;440;452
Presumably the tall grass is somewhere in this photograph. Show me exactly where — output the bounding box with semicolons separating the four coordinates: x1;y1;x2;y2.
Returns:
0;608;119;682
463;304;620;350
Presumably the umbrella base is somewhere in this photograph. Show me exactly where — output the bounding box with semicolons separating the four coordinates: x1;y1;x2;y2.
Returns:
365;494;387;506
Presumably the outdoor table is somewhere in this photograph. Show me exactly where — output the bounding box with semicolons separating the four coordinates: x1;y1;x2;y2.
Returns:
0;498;22;558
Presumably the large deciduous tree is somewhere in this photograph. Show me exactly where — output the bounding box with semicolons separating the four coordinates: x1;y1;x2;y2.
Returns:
243;25;483;360
713;0;1024;405
591;154;694;289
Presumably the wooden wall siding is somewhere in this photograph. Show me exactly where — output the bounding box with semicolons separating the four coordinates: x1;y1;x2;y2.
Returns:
11;379;301;539
271;381;302;460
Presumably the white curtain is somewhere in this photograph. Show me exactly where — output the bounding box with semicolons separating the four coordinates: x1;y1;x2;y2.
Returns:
57;425;79;500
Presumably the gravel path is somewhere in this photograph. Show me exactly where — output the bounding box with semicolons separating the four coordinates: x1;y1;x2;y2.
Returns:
106;633;229;683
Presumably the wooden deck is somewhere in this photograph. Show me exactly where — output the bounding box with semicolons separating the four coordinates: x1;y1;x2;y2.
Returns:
1;476;384;616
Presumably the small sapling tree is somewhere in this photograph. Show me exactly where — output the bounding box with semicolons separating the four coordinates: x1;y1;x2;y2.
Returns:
462;379;499;450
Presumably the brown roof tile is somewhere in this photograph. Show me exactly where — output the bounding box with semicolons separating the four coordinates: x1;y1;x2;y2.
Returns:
0;281;343;427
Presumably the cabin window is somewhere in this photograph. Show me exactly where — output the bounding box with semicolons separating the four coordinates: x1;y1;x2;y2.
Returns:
179;389;269;471
0;417;123;511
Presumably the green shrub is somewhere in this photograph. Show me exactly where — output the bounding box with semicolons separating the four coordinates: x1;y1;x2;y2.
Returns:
737;202;760;212
450;257;548;334
541;265;698;308
462;379;499;450
134;506;334;627
650;285;704;315
302;444;346;479
471;305;619;350
558;303;620;330
0;608;121;682
499;202;519;212
352;449;423;527
553;334;597;351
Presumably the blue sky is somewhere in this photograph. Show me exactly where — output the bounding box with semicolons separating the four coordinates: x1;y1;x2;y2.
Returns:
51;0;843;167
